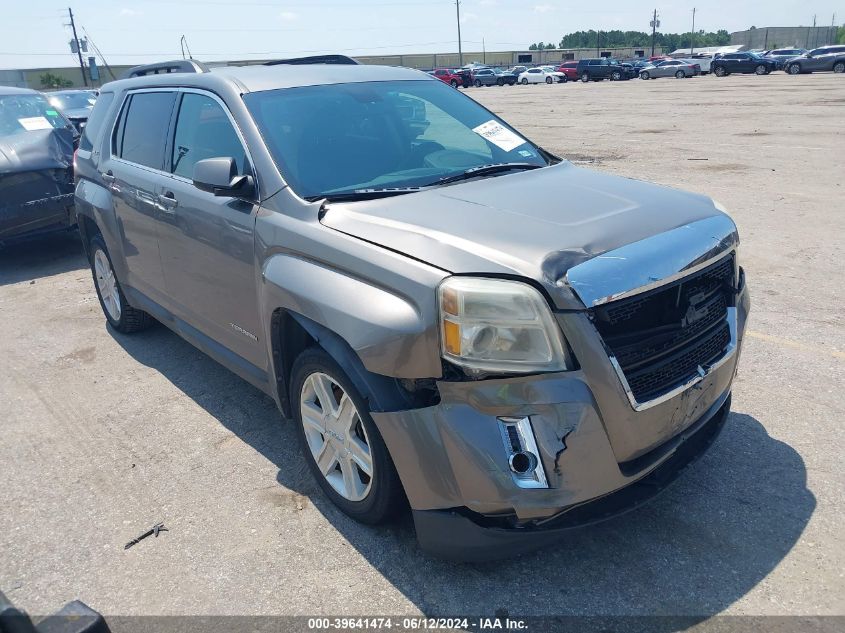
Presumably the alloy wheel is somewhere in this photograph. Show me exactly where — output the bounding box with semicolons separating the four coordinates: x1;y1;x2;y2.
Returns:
834;62;845;74
755;64;767;75
300;372;373;502
94;248;121;321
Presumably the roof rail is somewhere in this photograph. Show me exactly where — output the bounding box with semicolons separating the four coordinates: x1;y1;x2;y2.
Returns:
264;54;359;67
122;59;210;79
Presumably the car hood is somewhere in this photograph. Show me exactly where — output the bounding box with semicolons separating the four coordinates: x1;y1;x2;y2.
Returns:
321;162;736;310
0;127;75;175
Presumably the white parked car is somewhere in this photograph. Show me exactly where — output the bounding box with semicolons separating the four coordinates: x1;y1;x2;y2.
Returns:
518;68;556;84
540;65;568;83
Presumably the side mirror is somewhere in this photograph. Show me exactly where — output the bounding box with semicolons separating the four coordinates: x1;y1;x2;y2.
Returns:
192;157;255;198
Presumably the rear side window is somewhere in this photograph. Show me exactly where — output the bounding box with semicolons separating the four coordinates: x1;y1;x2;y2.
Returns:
170;92;247;180
79;92;114;152
113;91;176;170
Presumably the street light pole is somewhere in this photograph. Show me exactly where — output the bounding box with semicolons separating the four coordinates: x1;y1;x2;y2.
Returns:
691;8;696;55
456;0;463;67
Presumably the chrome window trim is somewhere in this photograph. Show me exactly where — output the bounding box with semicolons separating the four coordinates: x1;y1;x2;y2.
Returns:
606;307;738;412
107;87;260;197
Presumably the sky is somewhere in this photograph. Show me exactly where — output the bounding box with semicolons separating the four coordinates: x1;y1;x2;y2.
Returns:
3;0;842;70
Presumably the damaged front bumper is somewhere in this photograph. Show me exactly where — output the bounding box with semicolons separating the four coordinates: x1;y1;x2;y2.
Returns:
371;278;749;561
0;170;76;242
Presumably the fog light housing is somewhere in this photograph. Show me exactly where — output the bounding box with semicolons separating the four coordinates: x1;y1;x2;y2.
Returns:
498;416;548;488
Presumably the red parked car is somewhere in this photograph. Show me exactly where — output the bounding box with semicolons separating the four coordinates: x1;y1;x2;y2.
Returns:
430;68;464;88
556;61;578;81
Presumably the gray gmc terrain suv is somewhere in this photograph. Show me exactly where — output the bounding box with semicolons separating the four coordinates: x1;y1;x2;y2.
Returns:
74;57;750;561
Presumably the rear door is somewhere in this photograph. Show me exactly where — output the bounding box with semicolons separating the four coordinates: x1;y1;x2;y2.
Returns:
102;90;176;301
154;90;264;367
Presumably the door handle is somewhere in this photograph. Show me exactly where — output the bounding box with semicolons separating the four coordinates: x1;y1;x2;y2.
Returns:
101;171;115;184
157;191;178;214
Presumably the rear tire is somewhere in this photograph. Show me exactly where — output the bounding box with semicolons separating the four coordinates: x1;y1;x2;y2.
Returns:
291;347;404;525
675;70;685;78
834;62;845;74
88;234;154;334
497;78;504;86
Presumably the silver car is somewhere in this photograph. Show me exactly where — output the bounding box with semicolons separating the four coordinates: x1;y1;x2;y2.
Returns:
640;59;697;79
74;56;749;561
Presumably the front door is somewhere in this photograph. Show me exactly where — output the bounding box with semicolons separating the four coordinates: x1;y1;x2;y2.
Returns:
154;91;265;368
103;90;177;302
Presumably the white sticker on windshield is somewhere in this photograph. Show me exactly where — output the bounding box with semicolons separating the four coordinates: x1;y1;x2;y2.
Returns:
472;120;527;152
18;116;53;131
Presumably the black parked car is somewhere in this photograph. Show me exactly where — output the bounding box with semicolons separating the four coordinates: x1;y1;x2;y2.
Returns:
784;45;845;75
764;48;806;70
576;58;631;82
711;52;777;76
47;89;98;132
0;87;78;244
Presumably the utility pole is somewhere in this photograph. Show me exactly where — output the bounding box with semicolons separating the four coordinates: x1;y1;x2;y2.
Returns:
482;37;486;65
67;7;89;87
650;9;660;57
455;0;463;67
690;8;696;55
812;14;817;48
596;30;600;56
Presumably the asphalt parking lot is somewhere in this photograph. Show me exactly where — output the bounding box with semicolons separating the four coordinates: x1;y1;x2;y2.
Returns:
1;73;843;620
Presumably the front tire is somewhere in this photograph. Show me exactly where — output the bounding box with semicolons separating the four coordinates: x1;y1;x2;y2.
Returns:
787;63;801;75
291;347;404;525
834;61;845;74
640;71;650;80
521;78;528;85
675;70;685;78
581;72;590;82
449;79;458;88
474;79;482;87
755;64;767;75
560;75;568;83
714;66;727;77
88;234;154;333
611;71;622;81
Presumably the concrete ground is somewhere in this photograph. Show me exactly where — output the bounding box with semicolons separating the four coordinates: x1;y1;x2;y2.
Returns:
1;73;843;621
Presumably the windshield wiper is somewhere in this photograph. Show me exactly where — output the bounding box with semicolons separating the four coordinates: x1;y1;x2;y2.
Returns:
434;162;542;186
308;187;422;203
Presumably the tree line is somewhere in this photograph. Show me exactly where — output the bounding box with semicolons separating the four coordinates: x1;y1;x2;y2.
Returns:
529;29;731;52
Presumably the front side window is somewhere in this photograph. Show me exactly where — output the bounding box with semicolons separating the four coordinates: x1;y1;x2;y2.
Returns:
170;92;247;180
244;79;548;200
114;91;176;169
79;91;115;151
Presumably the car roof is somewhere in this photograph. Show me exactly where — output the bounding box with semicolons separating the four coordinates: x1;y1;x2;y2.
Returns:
99;62;435;95
0;86;39;96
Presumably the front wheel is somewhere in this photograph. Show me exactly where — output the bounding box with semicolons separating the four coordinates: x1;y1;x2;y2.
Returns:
449;79;458;88
675;70;685;79
714;66;727;77
560;75;568;83
545;76;552;84
834;61;845;74
521;78;528;85
640;71;650;80
787;63;801;75
581;72;590;82
611;71;622;81
88;234;154;333
474;79;482;87
497;78;504;86
292;347;404;524
755;64;767;75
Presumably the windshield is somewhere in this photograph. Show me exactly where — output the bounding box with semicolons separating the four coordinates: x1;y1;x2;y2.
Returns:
0;93;72;138
48;92;96;111
244;79;548;200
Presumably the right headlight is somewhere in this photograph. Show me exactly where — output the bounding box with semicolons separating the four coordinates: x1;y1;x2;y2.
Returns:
438;277;572;374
